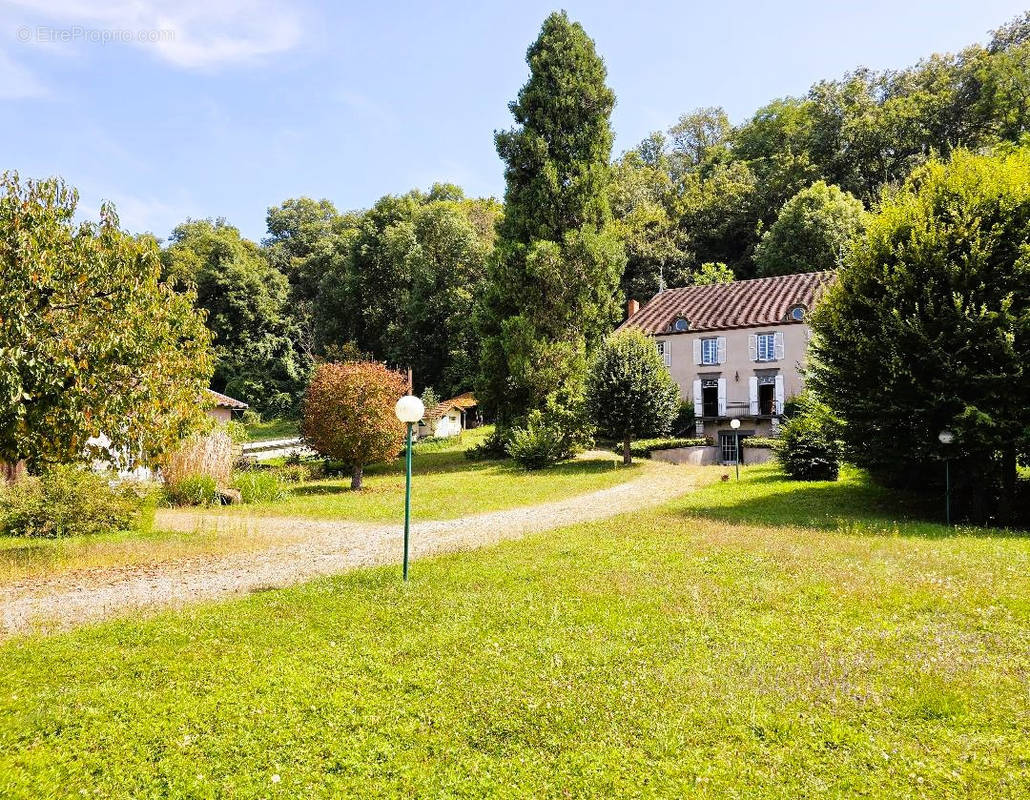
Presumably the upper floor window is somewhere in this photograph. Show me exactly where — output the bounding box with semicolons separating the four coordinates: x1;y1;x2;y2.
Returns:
788;304;806;322
672;316;690;332
756;333;776;362
656;340;671;366
700;337;719;366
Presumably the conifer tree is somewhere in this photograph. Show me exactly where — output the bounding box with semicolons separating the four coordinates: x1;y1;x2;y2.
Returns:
478;11;625;434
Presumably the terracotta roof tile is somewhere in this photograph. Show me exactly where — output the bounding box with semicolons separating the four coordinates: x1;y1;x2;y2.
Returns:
425;392;477;421
619;271;836;335
204;388;249;410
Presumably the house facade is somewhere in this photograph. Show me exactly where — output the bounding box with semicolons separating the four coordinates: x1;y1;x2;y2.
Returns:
620;271;834;462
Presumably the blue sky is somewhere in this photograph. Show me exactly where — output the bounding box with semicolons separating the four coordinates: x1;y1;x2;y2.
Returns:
2;0;1027;242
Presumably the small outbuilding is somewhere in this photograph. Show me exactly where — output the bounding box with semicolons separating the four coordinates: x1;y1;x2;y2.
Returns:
205;389;249;423
418;392;479;439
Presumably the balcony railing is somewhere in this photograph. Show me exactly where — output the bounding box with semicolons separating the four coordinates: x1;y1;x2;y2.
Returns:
697;400;782;419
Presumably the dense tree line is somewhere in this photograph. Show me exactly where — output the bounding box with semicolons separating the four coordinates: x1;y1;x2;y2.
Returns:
160;10;1030;423
163;186;499;413
614;11;1030;298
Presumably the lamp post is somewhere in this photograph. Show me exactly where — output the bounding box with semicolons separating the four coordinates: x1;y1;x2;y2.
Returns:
938;429;955;526
395;394;425;581
730;418;741;480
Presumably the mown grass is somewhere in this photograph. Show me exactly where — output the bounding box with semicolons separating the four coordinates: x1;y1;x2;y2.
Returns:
1;465;1027;797
208;429;642;523
0;430;643;583
242;417;300;442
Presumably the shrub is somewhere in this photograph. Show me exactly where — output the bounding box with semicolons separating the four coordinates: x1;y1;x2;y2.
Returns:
506;413;569;470
673;400;696;435
629;437;710;458
0;465;155;538
275;462;324;483
165;474;218;506
777;414;841;481
233;471;289;503
743;437;779;449
224;419;248;444
465;429;507;461
241;409;261;426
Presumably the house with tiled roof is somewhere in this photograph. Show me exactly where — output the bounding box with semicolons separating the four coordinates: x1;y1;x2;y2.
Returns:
619;271;835;462
204;388;249;423
418;392;479;439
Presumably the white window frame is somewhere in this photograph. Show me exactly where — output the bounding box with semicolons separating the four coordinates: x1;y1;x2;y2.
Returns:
656;340;671;367
756;332;776;362
700;337;719;366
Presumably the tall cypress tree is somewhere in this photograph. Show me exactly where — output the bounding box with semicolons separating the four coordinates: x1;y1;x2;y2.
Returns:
478;11;625;432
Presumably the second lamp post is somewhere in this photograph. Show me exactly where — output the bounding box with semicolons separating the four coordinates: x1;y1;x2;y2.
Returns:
394;394;425;581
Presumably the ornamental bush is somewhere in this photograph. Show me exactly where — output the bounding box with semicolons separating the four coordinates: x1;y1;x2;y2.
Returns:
628;437;710;458
302;362;408;489
506;410;574;470
776;414;841;481
0;466;155;538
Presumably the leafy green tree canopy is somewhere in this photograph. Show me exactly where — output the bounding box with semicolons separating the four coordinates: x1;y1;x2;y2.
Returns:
809;148;1030;525
0;174;213;467
585;329;679;464
755;181;867;276
162;219;307;413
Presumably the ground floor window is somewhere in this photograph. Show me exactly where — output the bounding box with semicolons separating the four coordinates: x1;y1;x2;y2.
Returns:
719;432;749;464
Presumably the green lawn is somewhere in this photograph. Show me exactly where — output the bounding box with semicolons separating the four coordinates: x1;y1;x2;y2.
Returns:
242;417;300;442
2;464;1028;797
213;430;644;522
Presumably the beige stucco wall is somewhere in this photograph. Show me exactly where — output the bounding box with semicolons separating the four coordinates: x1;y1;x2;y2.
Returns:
656;322;809;403
654;321;810;451
206;407;232;424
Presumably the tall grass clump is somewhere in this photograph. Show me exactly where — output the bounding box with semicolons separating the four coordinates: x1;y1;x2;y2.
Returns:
162;428;234;505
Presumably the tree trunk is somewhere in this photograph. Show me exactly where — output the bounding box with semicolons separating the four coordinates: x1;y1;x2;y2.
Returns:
1;460;27;485
351;464;364;491
623;436;632;465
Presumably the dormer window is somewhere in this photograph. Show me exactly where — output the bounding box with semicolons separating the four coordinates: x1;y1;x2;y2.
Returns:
788;304;807;322
672;316;690;332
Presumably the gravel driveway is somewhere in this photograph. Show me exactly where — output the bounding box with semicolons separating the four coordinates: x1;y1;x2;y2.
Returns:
1;462;705;638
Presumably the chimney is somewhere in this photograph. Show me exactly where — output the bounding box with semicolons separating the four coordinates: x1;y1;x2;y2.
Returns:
627;298;640;318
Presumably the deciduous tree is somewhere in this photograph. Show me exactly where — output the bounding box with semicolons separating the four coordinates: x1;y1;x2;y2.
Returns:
301;362;408;489
585;329;679;464
755;181;867;276
0;174;212;469
809;149;1030;525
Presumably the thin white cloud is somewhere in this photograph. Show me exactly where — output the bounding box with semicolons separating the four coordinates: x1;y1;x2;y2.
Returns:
6;0;303;69
0;48;48;98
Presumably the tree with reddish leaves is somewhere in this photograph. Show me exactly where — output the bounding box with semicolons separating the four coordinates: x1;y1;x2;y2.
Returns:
301;362;408;489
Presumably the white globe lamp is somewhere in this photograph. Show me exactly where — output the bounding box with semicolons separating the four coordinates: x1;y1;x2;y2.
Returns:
395;395;425;424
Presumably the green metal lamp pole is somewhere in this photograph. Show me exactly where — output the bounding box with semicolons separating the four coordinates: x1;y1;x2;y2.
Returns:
395;394;425;581
938;429;955;527
403;421;413;581
730;418;741;480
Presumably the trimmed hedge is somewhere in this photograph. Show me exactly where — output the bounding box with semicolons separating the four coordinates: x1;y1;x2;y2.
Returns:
742;436;779;449
629;437;711;458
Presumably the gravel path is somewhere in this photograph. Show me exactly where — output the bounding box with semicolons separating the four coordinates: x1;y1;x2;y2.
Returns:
0;462;704;638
